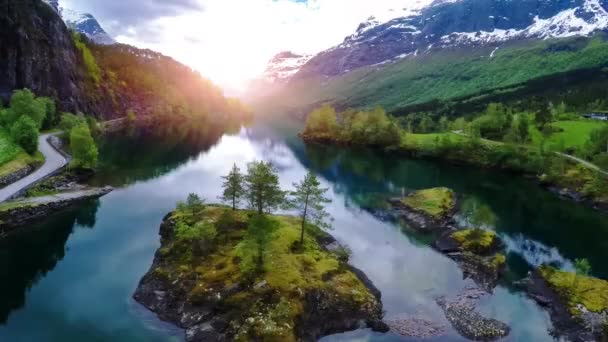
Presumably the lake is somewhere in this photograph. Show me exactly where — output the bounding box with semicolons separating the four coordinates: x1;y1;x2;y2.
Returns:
1;123;607;341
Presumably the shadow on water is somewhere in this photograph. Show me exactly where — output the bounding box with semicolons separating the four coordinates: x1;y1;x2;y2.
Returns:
0;199;100;323
91;122;226;188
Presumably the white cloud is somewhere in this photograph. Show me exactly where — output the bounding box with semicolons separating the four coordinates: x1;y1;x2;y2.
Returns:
62;0;433;93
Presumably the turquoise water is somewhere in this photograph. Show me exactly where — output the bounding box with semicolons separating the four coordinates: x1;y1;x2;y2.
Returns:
1;125;607;341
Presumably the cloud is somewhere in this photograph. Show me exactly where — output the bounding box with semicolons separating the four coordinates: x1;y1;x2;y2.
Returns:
60;0;432;92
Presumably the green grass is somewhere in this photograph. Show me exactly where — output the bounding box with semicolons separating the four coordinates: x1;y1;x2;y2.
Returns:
0;129;21;166
530;119;606;151
401;187;456;218
452;228;498;255
540;265;608;317
0;129;44;179
267;35;608;113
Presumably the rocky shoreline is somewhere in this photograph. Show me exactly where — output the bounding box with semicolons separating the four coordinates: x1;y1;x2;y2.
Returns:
301;138;608;215
0;186;113;236
134;208;388;342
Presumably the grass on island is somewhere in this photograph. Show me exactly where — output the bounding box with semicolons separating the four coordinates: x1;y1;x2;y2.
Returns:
451;228;498;255
401;187;455;219
539;265;608;318
155;205;377;341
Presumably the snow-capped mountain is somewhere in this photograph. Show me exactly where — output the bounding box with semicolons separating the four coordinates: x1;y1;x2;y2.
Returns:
263;52;312;84
294;0;608;79
43;0;115;45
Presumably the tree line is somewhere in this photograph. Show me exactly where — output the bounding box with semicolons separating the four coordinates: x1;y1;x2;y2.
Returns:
178;161;332;275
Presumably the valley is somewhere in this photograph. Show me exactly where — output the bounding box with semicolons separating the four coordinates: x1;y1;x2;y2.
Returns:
1;0;608;341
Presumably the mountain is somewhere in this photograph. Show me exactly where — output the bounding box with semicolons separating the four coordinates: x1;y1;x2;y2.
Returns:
256;0;608;116
296;0;608;79
1;0;246;124
43;0;115;45
0;0;94;112
263;51;312;84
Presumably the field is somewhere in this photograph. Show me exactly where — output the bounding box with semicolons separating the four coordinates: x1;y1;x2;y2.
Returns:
530;119;606;151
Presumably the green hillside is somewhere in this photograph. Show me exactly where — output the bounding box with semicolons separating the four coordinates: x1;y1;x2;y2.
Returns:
263;35;608;116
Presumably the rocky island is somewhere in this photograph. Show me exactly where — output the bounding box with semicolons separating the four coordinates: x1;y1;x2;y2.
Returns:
387;187;506;291
384;187;510;340
522;265;608;341
134;204;387;341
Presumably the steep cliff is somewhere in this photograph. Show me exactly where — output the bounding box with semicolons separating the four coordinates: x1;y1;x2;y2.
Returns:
0;0;91;113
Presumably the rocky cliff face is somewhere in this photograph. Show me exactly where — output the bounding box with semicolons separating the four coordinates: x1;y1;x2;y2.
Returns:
0;0;92;112
295;0;608;79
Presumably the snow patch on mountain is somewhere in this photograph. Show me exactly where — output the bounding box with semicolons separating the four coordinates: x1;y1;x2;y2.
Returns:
441;0;608;45
263;52;312;83
43;0;115;45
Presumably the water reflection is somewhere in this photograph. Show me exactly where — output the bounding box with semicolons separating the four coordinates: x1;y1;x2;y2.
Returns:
296;142;608;280
0;200;100;323
0;126;607;341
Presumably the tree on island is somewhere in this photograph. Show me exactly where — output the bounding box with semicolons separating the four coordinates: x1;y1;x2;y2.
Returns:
220;163;245;210
291;172;332;245
575;258;592;276
244;161;286;214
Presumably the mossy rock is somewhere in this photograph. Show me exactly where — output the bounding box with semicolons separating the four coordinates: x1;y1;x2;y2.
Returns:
451;228;500;255
401;187;456;219
539;265;608;318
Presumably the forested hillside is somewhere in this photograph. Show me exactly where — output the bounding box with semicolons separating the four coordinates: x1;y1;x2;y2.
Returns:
0;0;249;124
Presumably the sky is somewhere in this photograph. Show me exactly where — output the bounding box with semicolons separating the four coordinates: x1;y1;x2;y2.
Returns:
61;0;432;94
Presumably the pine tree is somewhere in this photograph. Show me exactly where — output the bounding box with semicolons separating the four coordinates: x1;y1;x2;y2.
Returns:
290;172;332;245
244;161;286;214
221;163;245;210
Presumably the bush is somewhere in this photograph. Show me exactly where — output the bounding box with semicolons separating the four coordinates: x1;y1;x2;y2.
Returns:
4;89;47;128
216;209;237;231
59;113;87;133
175;221;217;242
10;116;39;154
70;124;98;169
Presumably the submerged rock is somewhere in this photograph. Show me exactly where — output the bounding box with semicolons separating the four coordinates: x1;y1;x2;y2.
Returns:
436;287;510;341
134;206;387;342
386;316;447;338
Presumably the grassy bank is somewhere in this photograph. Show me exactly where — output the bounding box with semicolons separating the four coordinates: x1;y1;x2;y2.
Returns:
0;129;43;180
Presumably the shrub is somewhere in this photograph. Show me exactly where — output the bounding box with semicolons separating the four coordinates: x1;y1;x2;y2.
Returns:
59;113;87;133
4;89;47;128
10;116;39;154
70;124;98;169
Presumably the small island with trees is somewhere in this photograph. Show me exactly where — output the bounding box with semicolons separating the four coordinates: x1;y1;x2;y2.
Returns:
133;162;388;341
